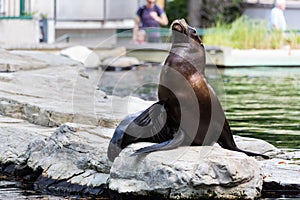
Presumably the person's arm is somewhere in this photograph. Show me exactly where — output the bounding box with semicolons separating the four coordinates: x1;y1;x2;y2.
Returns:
273;24;279;30
270;8;280;30
132;15;140;43
149;12;168;26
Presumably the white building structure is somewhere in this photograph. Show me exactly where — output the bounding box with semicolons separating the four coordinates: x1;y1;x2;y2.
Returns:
0;0;146;46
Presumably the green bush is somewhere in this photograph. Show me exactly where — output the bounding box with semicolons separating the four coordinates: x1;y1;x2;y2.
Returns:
165;0;242;28
201;0;242;27
165;0;188;25
203;16;300;49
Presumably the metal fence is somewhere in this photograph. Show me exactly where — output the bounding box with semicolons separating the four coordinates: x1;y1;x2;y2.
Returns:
0;0;32;19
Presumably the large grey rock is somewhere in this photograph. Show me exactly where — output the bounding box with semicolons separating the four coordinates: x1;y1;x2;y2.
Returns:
0;115;55;165
0;112;299;197
0;114;113;189
60;45;101;67
0;62;152;127
233;135;280;157
97;46;127;61
102;56;140;67
109;143;263;199
27;123;112;186
259;153;300;191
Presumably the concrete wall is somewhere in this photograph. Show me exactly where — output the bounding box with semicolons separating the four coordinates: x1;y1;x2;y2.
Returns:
55;29;117;47
31;0;55;19
0;0;151;45
56;0;104;20
243;4;300;30
0;19;39;45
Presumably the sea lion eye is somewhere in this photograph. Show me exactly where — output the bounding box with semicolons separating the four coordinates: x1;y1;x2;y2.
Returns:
188;28;197;36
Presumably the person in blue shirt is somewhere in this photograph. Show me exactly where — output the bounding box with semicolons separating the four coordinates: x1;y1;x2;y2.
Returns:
132;0;168;43
270;0;287;31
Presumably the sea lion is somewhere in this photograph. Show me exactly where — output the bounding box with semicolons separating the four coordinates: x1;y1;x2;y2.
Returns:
107;19;269;162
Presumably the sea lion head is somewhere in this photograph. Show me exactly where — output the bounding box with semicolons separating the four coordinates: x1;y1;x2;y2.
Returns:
168;19;206;73
171;19;203;46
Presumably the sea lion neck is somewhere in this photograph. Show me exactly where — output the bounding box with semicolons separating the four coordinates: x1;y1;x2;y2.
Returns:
169;42;206;74
170;22;206;73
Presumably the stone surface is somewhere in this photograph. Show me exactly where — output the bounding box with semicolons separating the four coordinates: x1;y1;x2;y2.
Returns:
0;112;299;198
0;116;112;193
0;49;299;198
27;123;112;188
97;46;127;61
102;56;140;67
233;135;281;157
0;115;55;165
60;45;101;67
109;143;263;199
11;50;81;67
260;152;300;191
0;51;152;127
0;49;48;72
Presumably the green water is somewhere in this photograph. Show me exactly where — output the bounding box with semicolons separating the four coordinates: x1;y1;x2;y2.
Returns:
222;67;300;149
100;66;300;149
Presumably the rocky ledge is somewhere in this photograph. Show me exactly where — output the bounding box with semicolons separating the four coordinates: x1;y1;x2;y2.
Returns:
0;49;299;199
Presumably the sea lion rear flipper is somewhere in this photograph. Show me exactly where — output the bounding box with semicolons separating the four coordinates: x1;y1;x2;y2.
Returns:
131;128;185;156
218;120;269;159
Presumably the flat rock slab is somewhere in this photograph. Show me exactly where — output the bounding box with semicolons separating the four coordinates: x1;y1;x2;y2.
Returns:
11;50;81;67
60;45;101;67
0;52;152;127
0;114;299;198
109;143;263;199
0;116;112;194
102;56;140;67
27;123;112;191
0;49;48;72
0;115;55;165
260;156;300;191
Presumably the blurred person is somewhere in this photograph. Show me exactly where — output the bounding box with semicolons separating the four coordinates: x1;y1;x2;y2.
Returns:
136;29;146;44
132;0;168;43
270;0;287;31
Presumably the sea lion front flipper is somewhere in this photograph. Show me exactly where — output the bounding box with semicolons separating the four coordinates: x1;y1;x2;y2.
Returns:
124;99;168;139
108;100;170;162
131;128;185;156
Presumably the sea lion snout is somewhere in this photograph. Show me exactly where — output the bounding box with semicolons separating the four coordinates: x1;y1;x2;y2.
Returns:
171;19;197;36
171;18;188;33
171;19;202;45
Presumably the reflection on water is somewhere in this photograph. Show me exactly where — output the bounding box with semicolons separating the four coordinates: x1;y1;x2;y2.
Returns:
223;67;300;149
0;179;64;200
99;66;300;149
